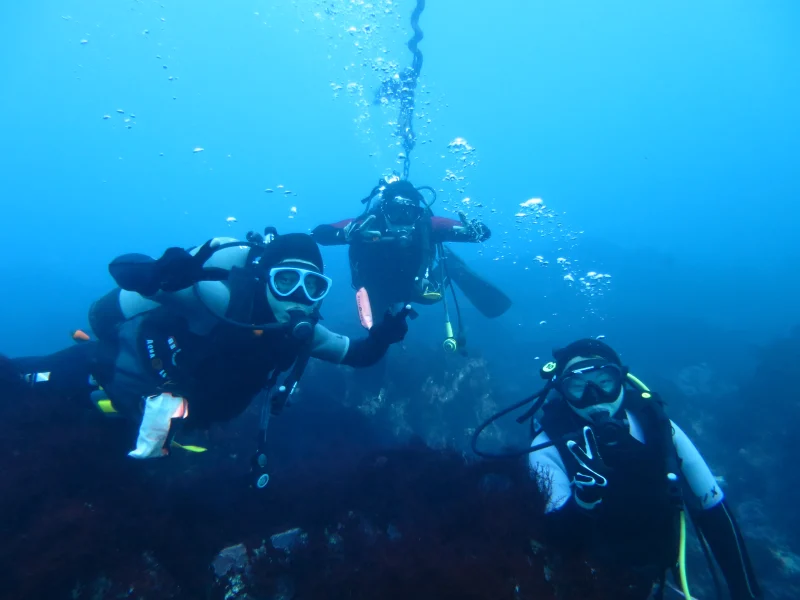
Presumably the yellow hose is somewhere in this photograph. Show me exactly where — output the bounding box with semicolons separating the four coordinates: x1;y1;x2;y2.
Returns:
678;510;692;599
626;372;651;392
626;372;691;598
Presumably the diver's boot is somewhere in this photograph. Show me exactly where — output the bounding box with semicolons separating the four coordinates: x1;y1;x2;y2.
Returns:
2;344;100;403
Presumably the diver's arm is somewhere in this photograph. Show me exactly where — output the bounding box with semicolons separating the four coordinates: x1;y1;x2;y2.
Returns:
109;239;249;335
341;332;390;368
531;433;593;551
108;252;162;297
672;422;762;599
108;238;229;298
310;324;351;363
311;310;409;368
311;219;356;246
671;421;724;508
309;324;386;368
432;216;491;243
529;431;573;513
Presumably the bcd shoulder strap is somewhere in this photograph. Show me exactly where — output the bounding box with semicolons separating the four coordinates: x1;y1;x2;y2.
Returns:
224;245;269;324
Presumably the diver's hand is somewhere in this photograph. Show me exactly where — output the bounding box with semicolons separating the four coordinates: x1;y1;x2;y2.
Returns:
111;240;224;296
455;212;490;242
343;215;381;243
156;242;211;292
369;306;411;346
156;239;224;292
566;426;610;510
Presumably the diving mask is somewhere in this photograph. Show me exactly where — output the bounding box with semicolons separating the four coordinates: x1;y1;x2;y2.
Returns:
556;359;626;409
269;267;331;303
383;196;423;226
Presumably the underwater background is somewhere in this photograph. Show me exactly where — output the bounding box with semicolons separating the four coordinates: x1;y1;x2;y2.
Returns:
0;1;798;598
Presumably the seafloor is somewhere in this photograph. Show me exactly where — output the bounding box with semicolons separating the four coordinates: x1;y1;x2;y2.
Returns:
1;329;798;599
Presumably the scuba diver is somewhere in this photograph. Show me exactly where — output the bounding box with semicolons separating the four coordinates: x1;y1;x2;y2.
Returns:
472;338;762;600
0;230;410;483
311;175;511;353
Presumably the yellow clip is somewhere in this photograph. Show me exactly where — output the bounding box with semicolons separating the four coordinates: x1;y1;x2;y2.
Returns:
96;399;118;414
626;372;652;393
171;441;208;453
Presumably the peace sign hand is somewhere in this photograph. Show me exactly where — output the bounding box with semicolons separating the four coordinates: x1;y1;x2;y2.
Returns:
566;426;611;510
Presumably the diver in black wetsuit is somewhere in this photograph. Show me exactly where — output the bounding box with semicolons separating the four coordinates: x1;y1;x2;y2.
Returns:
522;339;762;599
0;232;410;462
312;176;510;333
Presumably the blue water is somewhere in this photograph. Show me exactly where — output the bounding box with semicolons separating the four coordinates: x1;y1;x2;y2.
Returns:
2;0;798;355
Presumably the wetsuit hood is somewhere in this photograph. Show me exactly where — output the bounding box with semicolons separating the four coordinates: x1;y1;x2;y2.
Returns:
261;233;324;273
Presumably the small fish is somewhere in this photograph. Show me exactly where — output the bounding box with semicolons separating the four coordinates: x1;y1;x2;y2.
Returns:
226;216;237;224
264;188;274;193
193;147;204;153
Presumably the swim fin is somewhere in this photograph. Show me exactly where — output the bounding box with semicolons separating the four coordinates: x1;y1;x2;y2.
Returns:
442;245;511;318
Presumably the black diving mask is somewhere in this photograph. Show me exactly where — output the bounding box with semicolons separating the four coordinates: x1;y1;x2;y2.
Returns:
555;359;626;409
383;196;423;226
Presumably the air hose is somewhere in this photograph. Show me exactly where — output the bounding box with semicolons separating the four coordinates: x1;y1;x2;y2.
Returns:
678;511;693;599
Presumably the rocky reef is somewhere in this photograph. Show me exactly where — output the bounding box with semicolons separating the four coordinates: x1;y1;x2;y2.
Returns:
2;330;798;599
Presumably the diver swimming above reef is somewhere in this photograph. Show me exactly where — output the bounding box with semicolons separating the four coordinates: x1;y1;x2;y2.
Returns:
312;175;511;354
0;230;410;484
473;337;763;600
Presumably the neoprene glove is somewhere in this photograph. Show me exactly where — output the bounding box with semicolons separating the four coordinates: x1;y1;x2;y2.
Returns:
456;211;491;242
343;215;381;243
369;307;410;346
109;240;221;296
566;426;611;511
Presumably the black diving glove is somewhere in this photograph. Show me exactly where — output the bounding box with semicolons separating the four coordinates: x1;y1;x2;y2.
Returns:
566;426;611;511
343;215;381;243
341;307;412;368
369;307;411;346
109;240;223;296
456;211;491;242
